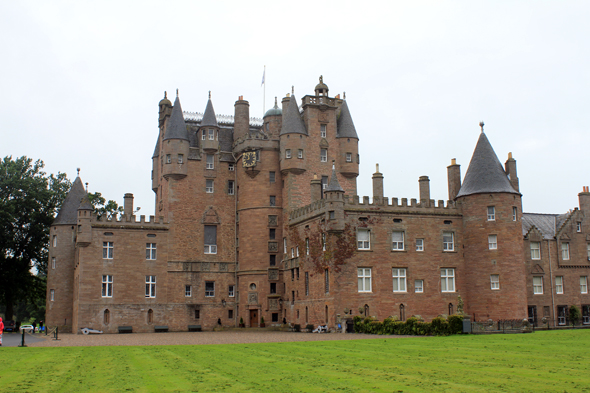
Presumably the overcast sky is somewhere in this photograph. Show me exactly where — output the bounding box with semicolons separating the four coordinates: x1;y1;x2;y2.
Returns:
1;1;588;216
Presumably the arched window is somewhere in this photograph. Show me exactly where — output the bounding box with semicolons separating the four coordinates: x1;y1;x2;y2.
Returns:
364;304;369;317
305;307;309;324
448;303;454;315
399;304;405;321
325;305;329;324
104;309;110;325
148;309;153;324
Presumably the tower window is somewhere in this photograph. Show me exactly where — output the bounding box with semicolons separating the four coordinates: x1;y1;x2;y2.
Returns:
145;276;156;298
178;154;183;164
103;242;114;259
146;243;157;260
102;275;113;298
208;129;215;140
205;281;215;297
269;171;275;182
577;222;582;232
298;149;303;159
185;285;192;297
202;130;206;140
204;225;217;254
228;163;234;171
487;206;495;221
286;149;291;159
228;180;235;195
206;154;214;169
206;179;214;193
320;125;327;138
561;243;570;260
270;195;276;206
166;154;171;164
443;232;454;251
488;235;497;250
346;152;352;162
490;274;500;290
320;149;327;162
513;207;517;221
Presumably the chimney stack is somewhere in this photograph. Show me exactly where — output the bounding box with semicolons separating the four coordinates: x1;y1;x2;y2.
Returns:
447;158;461;200
124;193;134;216
579;186;590;214
505;152;519;192
310;175;322;202
372;164;384;200
419;176;430;206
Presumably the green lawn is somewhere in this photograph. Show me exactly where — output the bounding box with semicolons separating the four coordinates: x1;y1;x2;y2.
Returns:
1;330;590;392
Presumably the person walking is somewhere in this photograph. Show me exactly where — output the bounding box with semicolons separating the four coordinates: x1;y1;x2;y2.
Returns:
0;317;4;346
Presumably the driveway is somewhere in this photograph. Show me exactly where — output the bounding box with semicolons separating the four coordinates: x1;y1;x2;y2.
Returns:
2;331;47;347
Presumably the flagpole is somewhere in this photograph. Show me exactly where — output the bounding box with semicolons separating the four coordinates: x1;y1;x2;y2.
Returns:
263;65;266;117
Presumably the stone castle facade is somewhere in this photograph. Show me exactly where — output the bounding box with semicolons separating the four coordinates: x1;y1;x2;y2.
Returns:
45;77;590;333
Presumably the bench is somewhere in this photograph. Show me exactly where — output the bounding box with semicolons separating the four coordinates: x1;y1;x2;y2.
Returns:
118;326;133;334
188;325;202;332
154;325;168;333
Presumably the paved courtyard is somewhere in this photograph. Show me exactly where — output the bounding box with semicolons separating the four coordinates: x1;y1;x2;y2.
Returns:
23;330;405;347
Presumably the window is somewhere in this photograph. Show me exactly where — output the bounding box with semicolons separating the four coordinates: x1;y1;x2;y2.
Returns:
206;179;214;193
580;277;588;294
320;124;326;138
286;149;291;159
178;154;184;164
305;272;309;296
588;243;590;260
583;305;590;325
291;269;295;281
166;154;171;163
283;238;287;253
204;225;217;254
51;257;56;269
50;289;55;301
533;276;543;294
329;211;335;220
296;246;299;257
208;129;214;140
270;195;276;206
195;309;200;319
271;313;278;323
320;149;327;162
513;207;517;221
306;238;309;255
400;304;406;321
145;276;156;298
206;154;214;169
269;171;275;182
102;275;113;297
488;235;497;250
530;242;541;260
325;269;329;293
228;180;235;195
229;309;234;319
415;279;424;293
103;242;114;259
490;274;500;290
205;282;215;297
487;206;495;221
270;254;276;266
298;149;303;159
416;239;424;252
358;268;372;292
561;243;570;260
269;228;276;240
555;276;564;294
52;235;57;247
270;282;276;294
201;130;206;140
229;163;234;171
185;285;192;297
104;309;110;324
392;268;407;292
322;233;326;251
346;153;352;162
443;232;454;251
146;243;157;260
441;268;455;292
291;248;294;258
357;229;370;250
392;231;404;250
577;222;582;232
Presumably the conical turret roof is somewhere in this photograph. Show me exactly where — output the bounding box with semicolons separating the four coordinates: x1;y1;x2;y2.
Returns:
78;193;93;211
325;164;344;193
201;96;218;127
163;96;189;141
456;132;519;198
337;100;358;139
280;95;307;135
152;135;160;158
53;177;87;225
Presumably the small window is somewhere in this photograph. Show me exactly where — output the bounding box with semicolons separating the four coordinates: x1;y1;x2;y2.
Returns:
488;235;497;250
229;163;235;171
298;149;303;159
286;149;291;159
204;225;217;254
577;222;582;232
103;242;114;259
195;309;200;319
305;272;309;296
104;309;110;324
329;211;335;220
533;276;543;294
320;124;327;138
50;289;55;301
561;243;570;260
291;248;294;258
146;243;157;260
415;279;424;293
52;235;57;247
102;275;113;298
530;242;541;259
357;229;370;250
320;149;327;162
296;246;299;257
145;276;156;298
416;239;424;252
325;269;329;293
392;268;407;292
392;231;404;250
580;276;588;294
487;206;495;221
205;281;215;297
269;228;276;240
443;232;454;251
269;171;275;182
270;282;277;294
185;285;192;297
229;285;235;297
441;268;455;292
283;238;287;253
206;179;214;193
166;154;171;164
228;310;234;319
51;257;56;269
322;233;326;251
270;254;276;266
346;153;352;162
201;130;206;140
306;238;309;255
178;154;184;164
208;129;215;140
490;274;500;290
228;180;235;195
555;276;564;294
270;195;276;206
513;207;517;221
206;154;214;169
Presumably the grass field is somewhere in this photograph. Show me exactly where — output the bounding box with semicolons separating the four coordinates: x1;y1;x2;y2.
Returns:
1;330;590;392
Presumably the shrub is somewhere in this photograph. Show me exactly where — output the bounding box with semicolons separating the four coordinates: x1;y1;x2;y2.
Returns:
430;316;449;336
569;305;581;326
448;314;463;334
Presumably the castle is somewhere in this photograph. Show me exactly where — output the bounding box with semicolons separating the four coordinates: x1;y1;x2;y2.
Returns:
45;77;590;333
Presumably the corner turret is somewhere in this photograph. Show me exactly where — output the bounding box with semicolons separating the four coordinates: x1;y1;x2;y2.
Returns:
200;92;220;153
324;162;345;232
162;92;189;180
336;99;359;178
279;91;307;174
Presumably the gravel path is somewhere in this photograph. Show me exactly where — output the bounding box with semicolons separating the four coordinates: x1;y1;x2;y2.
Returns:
27;330;405;347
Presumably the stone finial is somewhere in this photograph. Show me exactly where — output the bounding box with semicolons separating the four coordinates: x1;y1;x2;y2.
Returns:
479;121;484;133
376;163;379;173
343;91;346;99
85;182;89;192
77;167;80;177
292;86;294;95
508;152;513;159
319;75;323;84
176;88;179;97
164;91;167;99
208;90;211;99
274;97;278;106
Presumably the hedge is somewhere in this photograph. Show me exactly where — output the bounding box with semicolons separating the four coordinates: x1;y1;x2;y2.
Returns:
353;314;464;336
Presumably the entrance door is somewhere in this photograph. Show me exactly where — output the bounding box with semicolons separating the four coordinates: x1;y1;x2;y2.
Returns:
527;306;537;327
250;309;258;327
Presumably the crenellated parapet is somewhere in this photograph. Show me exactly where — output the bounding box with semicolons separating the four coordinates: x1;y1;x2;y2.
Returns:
92;214;168;228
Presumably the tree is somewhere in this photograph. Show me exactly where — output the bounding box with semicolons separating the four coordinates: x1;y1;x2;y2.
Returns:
0;156;71;320
569;305;581;327
87;192;123;220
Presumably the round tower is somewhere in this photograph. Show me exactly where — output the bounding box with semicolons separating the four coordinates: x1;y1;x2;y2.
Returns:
234;96;250;141
279;93;307;175
162;92;189;180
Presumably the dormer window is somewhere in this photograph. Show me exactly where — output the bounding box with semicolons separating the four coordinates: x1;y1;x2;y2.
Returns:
321;125;327;138
577;222;582;232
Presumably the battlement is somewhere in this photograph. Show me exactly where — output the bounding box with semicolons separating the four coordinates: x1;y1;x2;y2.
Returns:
184;111;263;127
301;95;338;107
289;195;460;224
93;214;168;227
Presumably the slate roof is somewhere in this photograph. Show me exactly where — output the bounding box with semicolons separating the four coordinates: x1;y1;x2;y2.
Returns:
53;177;87;225
201;99;218;127
219;128;235;162
152;135;160;158
163;96;189;141
78;194;93;210
522;212;570;239
456;132;519;198
325;165;344;193
280;95;307;135
337;100;359;139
